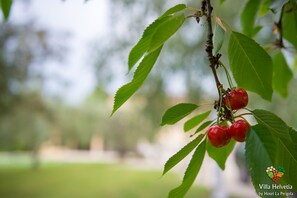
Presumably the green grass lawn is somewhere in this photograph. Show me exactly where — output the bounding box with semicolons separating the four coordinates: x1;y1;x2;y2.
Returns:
0;163;210;198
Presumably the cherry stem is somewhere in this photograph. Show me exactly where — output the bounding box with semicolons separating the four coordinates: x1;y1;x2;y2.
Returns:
220;62;234;88
217;85;223;124
236;116;249;123
235;113;253;117
243;108;252;113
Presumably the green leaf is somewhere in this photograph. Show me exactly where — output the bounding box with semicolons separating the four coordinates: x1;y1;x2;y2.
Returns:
0;0;12;20
240;0;261;37
252;109;291;140
168;140;206;198
246;124;297;193
213;20;225;54
112;46;162;115
148;14;185;53
283;1;297;50
194;120;213;134
128;4;187;71
259;0;272;16
289;127;297;143
228;31;273;101
252;26;263;36
162;134;205;175
207;139;236;170
274;137;297;190
160;4;186;18
251;108;296;140
250;110;297;190
184;110;211;132
272;51;293;97
161;103;198;126
245;125;286;197
128;16;170;71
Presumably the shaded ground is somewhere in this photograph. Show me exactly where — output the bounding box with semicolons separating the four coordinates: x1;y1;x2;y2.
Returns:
0;163;211;198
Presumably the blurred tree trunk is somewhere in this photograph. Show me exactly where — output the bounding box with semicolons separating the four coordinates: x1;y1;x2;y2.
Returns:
31;144;40;170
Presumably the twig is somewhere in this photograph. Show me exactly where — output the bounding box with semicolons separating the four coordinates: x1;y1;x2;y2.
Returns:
200;0;234;123
274;5;285;48
201;0;222;94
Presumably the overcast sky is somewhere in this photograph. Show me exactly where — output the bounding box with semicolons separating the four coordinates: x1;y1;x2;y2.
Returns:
9;0;109;104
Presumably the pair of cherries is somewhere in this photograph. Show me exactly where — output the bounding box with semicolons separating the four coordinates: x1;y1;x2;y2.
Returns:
208;120;250;147
208;88;250;148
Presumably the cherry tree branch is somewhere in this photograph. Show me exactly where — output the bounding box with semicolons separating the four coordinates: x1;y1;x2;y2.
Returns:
201;0;222;94
201;0;235;122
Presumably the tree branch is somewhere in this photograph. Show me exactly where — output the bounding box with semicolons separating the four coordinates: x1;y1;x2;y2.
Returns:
201;0;221;94
201;0;235;122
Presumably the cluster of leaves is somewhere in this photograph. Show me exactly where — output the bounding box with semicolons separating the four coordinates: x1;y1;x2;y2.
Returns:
111;0;297;197
111;4;187;115
239;0;296;98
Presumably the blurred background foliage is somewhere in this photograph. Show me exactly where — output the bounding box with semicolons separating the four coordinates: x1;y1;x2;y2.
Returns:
0;0;296;171
0;0;296;197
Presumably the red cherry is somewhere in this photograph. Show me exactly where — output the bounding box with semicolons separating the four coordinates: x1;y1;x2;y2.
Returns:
229;120;250;142
224;88;248;110
207;125;231;147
